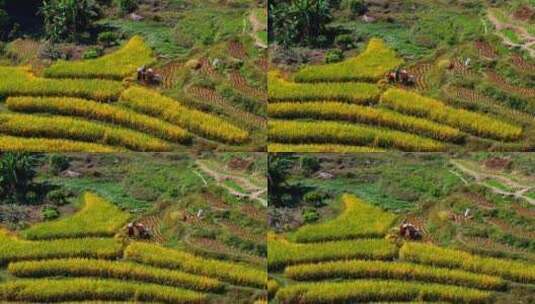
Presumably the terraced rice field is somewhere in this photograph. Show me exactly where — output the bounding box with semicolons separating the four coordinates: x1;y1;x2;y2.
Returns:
0;192;267;303
268;193;534;304
268;38;525;152
0;36;253;151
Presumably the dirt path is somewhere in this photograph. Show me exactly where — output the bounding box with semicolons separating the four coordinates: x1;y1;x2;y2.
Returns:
195;160;267;206
450;160;535;205
248;10;267;49
487;10;535;58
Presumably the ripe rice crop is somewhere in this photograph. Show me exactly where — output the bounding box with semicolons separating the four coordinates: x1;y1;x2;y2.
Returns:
292;194;397;242
0;229;122;265
0;135;121;152
8;258;224;292
0;278;206;304
268;279;279;299
380;88;522;141
275;279;492;304
400;242;535;284
268;143;385;153
0;66;123;102
44;36;155;80
268;234;398;270
119;87;249;144
7;96;191;143
22;192;130;240
268;71;381;103
294;38;404;83
269;120;445;152
284;260;506;290
268;102;464;142
124;242;266;288
0;112;171;151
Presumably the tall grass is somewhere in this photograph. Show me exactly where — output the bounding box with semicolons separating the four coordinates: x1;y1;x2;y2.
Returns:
268;234;398;270
268;143;385;153
8;258;224;292
268;119;446;152
0;278;206;303
294;38;404;82
400;242;535;284
124;242;266;288
0;229;122;265
275;279;492;304
0;135;122;152
0;112;171;151
0;66;123;102
292;194;397;242
44;36;155;80
285;260;506;290
22;192;130;240
380;88;522;141
268;102;464;142
7;96;191;143
268;71;381;103
119;87;249;144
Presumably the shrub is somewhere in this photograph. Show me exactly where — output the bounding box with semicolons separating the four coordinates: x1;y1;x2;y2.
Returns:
8;258;224;292
97;31;118;47
285;260;507;290
400;242;535;284
302;208;320;223
46;189;70;206
0;135;121;152
268;143;384;153
23;192;130;240
335;34;355;50
119;87;248;144
124;242;266;288
0;278;206;303
268;234;398;270
115;0;138;15
350;0;368;16
82;46;103;59
325;49;344;63
7;96;192;144
42;206;60;221
268;71;381;103
0;112;171;152
294;38;403;82
380;88;523;141
275;280;492;304
0;67;123;102
0;229;122;265
49;154;70;175
268;102;464;142
44;36;154;80
292;194;397;242
268;120;446;152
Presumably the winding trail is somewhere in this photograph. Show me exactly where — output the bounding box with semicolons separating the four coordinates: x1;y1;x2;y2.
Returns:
249;10;267;49
487;9;535;58
450;159;535;205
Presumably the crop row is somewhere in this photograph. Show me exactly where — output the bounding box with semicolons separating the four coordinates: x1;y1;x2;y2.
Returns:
292;194;398;243
119;87;249;144
284;259;506;291
7;96;192;144
0;135;121;152
44;36;155;80
294;38;404;83
8;258;224;292
268;102;464;142
0;66;123;102
0;229;122;265
400;242;535;284
268;143;384;153
380;88;522;141
124;242;266;288
268;71;381;103
0;112;171;151
0;278;205;304
22;192;130;240
268;234;398;270
268;119;446;152
275;279;492;304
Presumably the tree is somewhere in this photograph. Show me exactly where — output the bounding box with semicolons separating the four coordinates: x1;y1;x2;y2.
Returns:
268;154;294;207
41;0;100;42
0;153;39;203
